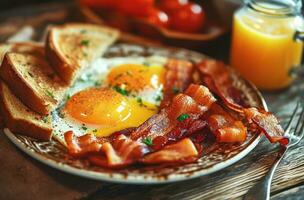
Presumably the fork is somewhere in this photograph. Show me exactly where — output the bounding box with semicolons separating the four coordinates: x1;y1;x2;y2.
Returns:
243;99;304;200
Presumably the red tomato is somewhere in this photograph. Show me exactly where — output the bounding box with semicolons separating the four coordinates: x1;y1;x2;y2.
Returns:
159;0;188;14
146;8;169;28
170;3;205;33
119;0;154;17
80;0;118;10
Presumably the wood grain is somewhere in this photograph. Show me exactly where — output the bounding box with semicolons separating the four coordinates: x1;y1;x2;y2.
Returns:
0;2;304;200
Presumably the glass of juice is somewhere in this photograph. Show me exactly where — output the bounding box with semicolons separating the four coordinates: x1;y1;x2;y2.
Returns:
230;0;304;90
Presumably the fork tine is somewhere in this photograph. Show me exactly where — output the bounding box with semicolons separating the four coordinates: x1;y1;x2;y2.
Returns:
294;100;304;137
284;100;300;135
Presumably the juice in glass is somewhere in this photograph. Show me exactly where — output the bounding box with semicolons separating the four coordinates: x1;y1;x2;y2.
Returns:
230;0;304;90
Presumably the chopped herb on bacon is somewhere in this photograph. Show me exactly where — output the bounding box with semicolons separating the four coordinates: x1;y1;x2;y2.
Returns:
142;137;153;146
177;113;189;122
92;129;97;133
81;125;88;131
172;86;180;94
80;39;90;46
114;86;129;96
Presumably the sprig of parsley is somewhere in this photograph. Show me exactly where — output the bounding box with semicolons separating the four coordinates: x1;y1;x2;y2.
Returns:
114;86;129;96
142;137;153;146
177;113;190;122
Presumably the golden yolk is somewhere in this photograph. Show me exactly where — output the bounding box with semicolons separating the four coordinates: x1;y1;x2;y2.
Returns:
107;64;165;91
65;88;131;125
65;87;158;137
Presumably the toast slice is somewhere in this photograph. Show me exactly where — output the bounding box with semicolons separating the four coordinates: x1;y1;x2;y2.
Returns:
0;52;67;115
0;42;44;61
0;81;52;141
46;23;119;84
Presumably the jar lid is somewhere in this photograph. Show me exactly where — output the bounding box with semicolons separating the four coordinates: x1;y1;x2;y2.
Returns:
246;0;302;16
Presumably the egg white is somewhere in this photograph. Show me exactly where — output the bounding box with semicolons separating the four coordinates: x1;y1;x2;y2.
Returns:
52;56;168;145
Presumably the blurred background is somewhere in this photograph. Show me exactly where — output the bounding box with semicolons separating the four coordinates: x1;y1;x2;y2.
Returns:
0;0;69;10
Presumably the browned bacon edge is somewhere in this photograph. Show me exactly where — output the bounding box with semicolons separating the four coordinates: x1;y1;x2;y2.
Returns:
197;59;285;144
160;59;194;108
65;84;216;168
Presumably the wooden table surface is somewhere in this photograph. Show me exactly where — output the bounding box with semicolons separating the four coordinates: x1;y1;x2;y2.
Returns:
0;2;304;200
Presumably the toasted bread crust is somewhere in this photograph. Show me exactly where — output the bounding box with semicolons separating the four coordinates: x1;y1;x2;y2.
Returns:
0;82;52;141
46;23;119;84
0;53;53;114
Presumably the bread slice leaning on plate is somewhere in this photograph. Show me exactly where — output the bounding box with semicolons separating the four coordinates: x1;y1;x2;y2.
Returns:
0;50;68;115
0;81;52;141
46;23;120;84
0;24;120;141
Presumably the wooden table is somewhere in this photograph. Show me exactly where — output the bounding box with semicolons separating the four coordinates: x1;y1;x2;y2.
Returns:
0;2;304;200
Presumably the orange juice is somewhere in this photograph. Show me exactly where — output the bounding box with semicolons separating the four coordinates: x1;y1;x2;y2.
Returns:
230;9;303;90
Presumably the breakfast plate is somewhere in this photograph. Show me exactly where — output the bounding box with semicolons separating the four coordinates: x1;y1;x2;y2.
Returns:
4;42;266;184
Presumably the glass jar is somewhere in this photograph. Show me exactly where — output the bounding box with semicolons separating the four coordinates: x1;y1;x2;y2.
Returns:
230;0;304;90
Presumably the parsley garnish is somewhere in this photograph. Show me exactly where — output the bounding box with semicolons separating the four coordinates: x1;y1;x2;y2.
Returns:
172;86;180;94
81;125;88;131
45;90;54;98
28;72;34;77
66;94;71;100
42;116;48;123
137;97;143;105
155;95;162;101
143;137;153;146
94;81;102;87
80;39;90;46
114;86;128;96
92;129;97;133
177;113;190;122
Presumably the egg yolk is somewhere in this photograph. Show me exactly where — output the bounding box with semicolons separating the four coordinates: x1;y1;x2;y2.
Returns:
107;64;165;91
64;87;158;137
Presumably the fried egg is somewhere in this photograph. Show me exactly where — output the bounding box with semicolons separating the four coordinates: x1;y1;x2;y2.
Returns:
52;56;168;144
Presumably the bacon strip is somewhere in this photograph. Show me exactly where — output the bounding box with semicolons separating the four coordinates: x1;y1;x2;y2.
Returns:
197;59;285;144
65;84;216;168
141;138;198;164
160;59;194;108
244;108;285;144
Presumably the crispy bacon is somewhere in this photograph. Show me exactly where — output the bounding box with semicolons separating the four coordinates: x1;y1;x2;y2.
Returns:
197;59;245;112
142;138;199;164
205;104;247;143
160;59;194;108
244;108;286;144
197;59;285;144
65;84;216;168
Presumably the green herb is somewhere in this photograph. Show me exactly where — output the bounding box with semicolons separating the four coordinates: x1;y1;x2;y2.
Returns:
92;129;97;133
66;94;71;100
28;72;34;77
94;81;102;87
172;86;180;94
114;85;128;96
177;113;190;122
137;97;143;104
58;112;65;118
42;116;49;123
45;90;54;98
81;126;88;131
142;137;153;146
80;39;90;46
155;95;162;101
